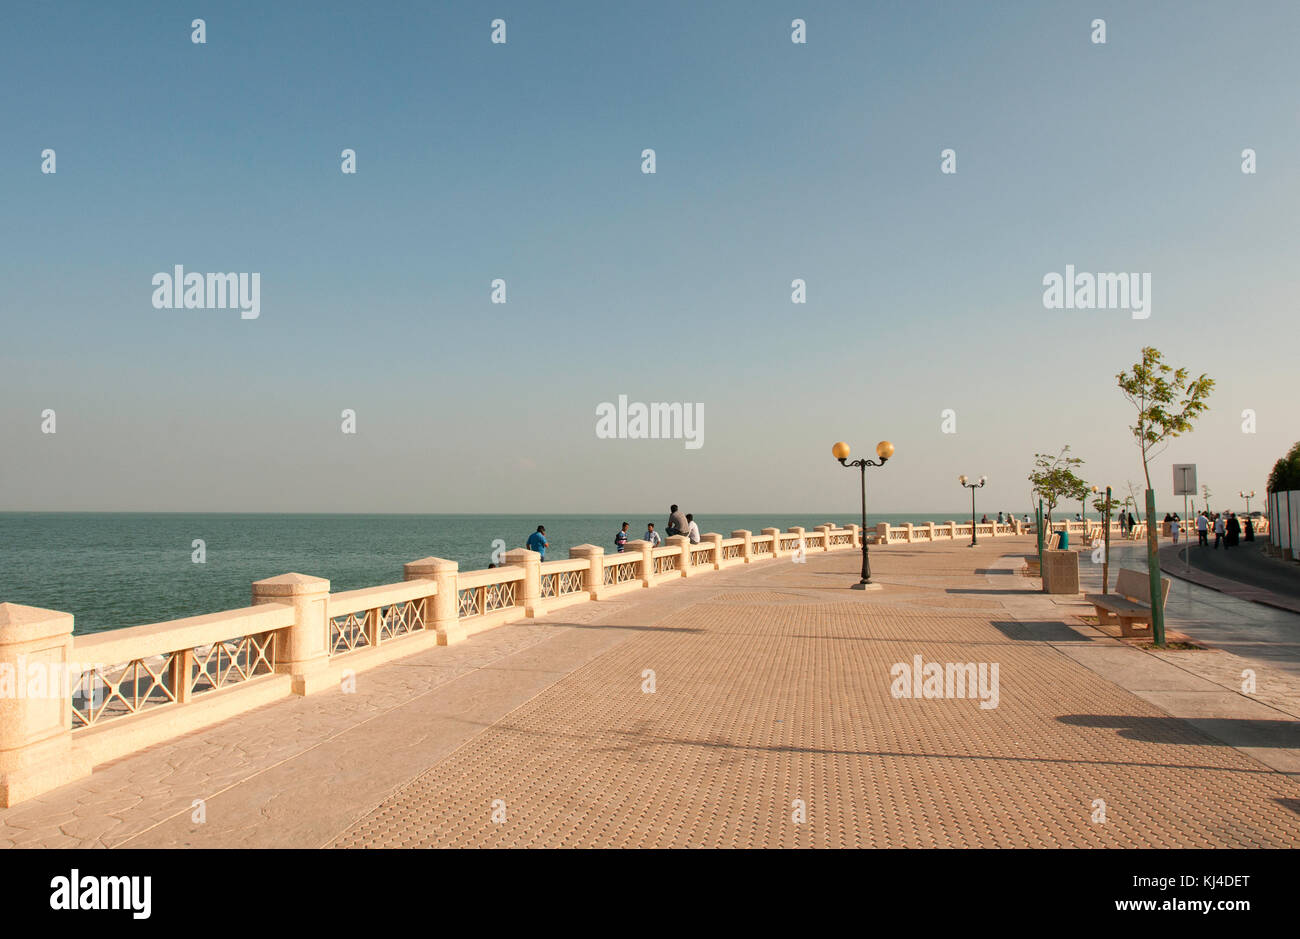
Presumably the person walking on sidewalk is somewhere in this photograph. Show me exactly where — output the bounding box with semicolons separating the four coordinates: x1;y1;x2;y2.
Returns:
1196;511;1209;547
1213;513;1225;549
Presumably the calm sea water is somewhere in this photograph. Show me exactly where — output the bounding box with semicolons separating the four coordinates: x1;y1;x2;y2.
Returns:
0;512;994;635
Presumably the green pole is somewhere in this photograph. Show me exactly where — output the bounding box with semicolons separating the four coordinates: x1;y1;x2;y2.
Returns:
1037;499;1044;563
1145;489;1165;645
1102;486;1111;594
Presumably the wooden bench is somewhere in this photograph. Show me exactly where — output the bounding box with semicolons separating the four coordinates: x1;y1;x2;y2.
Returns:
1085;568;1171;638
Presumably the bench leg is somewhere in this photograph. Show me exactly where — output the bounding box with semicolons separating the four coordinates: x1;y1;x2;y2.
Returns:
1119;617;1150;639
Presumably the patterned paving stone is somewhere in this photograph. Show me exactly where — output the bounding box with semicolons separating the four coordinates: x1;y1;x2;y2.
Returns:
332;543;1300;848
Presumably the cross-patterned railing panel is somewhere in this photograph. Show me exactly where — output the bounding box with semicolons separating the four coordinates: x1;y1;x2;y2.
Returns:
690;548;713;567
540;573;557;598
71;653;178;729
330;610;372;655
722;544;743;560
653;554;677;574
71;631;277;730
752;541;772;555
377;599;425;643
604;560;640;585
556;569;585;595
192;632;277;695
458;581;517;618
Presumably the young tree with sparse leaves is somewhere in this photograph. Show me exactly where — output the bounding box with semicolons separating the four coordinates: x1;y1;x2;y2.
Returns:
1027;446;1090;530
1117;347;1214;646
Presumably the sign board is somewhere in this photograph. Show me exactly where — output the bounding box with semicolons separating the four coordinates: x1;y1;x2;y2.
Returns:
1173;464;1197;496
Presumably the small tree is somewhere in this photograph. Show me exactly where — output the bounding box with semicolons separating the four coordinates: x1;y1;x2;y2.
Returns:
1028;446;1090;530
1201;484;1212;515
1117;347;1214;645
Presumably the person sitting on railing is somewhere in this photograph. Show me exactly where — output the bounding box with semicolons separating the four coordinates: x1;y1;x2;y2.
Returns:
686;514;700;544
615;522;630;553
527;525;549;560
644;522;662;547
666;504;687;537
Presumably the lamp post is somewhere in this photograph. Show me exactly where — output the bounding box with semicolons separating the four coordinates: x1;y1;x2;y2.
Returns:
1239;490;1255;515
959;475;986;546
1093;484;1112;592
833;440;893;588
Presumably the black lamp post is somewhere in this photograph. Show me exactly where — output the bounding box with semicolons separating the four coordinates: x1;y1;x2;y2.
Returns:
959;475;986;546
833;440;894;588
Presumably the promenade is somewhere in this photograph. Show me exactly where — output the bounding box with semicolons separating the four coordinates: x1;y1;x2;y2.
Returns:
2;535;1298;848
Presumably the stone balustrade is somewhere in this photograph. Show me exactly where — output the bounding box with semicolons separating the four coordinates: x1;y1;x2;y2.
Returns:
0;517;1022;805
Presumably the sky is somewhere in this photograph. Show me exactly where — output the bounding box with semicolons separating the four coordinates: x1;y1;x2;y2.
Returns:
2;0;1296;516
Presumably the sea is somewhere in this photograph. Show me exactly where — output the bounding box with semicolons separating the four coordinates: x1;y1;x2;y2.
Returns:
0;512;1009;635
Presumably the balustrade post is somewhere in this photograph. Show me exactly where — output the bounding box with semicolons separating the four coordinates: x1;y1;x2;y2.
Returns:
0;603;91;807
732;529;753;563
251;573;331;696
877;522;890;545
665;535;691;577
403;557;460;645
762;527;782;558
503;549;542;616
788;527;806;558
846;524;860;549
569;544;605;600
622;539;653;586
814;524;833;551
905;523;914;543
402;556;446;640
705;532;724;567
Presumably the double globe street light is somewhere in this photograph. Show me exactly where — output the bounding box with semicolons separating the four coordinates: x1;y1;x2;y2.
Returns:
832;440;894;589
958;475;986;546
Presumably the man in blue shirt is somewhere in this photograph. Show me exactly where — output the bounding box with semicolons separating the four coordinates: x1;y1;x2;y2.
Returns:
526;525;549;560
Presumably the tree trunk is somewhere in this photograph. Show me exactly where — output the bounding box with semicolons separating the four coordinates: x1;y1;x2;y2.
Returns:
1145;488;1165;645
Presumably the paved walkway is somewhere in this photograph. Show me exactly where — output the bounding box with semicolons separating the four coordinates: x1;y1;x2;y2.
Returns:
3;537;1299;848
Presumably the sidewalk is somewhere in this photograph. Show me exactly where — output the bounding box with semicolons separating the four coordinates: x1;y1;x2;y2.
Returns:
3;537;1298;848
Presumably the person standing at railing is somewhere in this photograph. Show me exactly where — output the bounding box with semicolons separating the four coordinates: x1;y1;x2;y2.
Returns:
1171;513;1181;545
1213;513;1225;549
644;522;662;547
527;525;549;560
615;522;630;552
1196;511;1209;546
686;514;700;544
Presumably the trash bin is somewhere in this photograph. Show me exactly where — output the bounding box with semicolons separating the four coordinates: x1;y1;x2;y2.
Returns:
1057;530;1069;550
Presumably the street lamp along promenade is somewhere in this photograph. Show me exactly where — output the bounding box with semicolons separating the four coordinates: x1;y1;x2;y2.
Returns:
833;440;893;589
959;474;986;546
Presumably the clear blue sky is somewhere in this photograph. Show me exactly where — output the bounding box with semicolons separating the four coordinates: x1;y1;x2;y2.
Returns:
2;1;1296;514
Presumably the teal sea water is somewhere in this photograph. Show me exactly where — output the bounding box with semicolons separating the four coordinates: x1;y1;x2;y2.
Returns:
0;512;1003;635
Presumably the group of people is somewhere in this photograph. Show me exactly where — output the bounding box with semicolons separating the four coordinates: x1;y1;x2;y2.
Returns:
512;506;704;564
1186;510;1253;549
617;505;701;550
